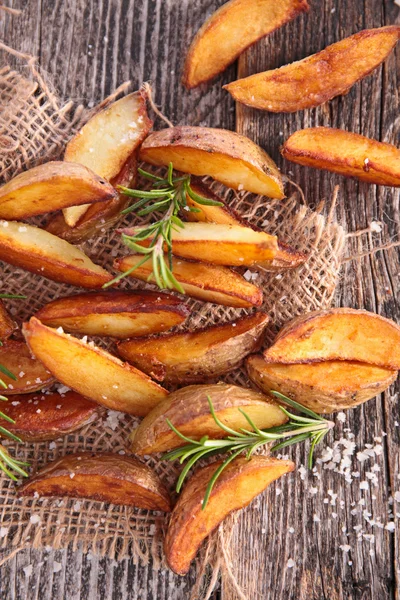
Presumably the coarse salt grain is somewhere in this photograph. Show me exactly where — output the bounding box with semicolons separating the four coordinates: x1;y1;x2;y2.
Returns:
337;412;346;423
30;514;41;525
23;565;33;577
53;561;62;573
339;545;351;553
0;526;8;537
287;559;295;568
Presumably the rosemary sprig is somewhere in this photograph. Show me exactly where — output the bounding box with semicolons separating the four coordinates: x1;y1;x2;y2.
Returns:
104;163;223;291
163;391;334;509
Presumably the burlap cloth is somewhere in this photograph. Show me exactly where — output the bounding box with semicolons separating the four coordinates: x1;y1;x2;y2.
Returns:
0;52;347;597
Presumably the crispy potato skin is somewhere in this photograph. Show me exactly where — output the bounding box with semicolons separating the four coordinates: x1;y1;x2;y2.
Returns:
164;456;294;574
19;453;171;511
140;126;284;199
130;383;287;455
0;220;112;289
35;290;189;338
0;162;116;219
183;179;244;225
114;254;263;308
246;354;398;413
64;90;152;227
118;312;269;383
183;0;309;88
282;127;400;186
0;301;16;340
263;308;400;370
0;391;99;441
224;26;400;112
23;318;168;416
0;339;54;394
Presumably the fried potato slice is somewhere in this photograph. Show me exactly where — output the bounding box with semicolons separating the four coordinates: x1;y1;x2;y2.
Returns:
23;318;168;416
263;308;400;370
0;339;54;394
35;290;189;338
184;179;243;225
246;354;397;413
183;0;309;89
115;254;263;308
165;456;294;574
224;26;400;112
0;301;16;340
140;126;284;198
63;91;152;227
118;312;269;383
19;453;172;511
0;162;116;220
0;391;99;441
130;383;287;455
0;220;112;288
282;127;400;187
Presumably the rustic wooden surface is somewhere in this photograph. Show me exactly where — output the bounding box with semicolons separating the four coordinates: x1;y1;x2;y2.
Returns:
0;0;399;598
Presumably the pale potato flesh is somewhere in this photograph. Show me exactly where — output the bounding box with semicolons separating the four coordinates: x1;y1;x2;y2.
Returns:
183;0;309;88
118;312;269;383
114;254;263;308
140;126;284;198
22;318;168;416
224;26;400;112
263;308;400;370
130;383;287;455
246;354;398;413
184;179;243;225
0;161;116;219
282;127;400;186
63;91;152;226
35;290;189;338
164;456;294;574
0;339;54;394
19;453;172;511
0;220;112;288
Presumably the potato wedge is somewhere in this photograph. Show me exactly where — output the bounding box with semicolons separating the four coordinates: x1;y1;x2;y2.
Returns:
263;308;400;370
114;254;263;308
165;456;294;574
0;162;116;220
63;91;152;227
19;453;171;511
184;179;244;225
0;220;112;288
133;222;305;269
140;126;284;199
183;0;309;89
35;290;189;338
0;301;16;340
130;383;287;455
118;312;269;384
0;391;99;441
45;156;137;243
282;128;400;187
246;354;398;413
0;339;54;394
23;318;168;416
224;26;400;112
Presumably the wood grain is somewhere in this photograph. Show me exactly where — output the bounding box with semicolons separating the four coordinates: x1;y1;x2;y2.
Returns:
1;0;399;598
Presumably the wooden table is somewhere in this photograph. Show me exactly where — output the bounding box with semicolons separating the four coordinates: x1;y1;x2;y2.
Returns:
1;0;399;598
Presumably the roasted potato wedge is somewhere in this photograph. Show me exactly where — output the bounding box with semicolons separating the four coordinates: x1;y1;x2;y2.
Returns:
184;179;243;225
224;26;400;112
118;312;269;383
0;339;54;394
63;90;152;227
133;222;305;269
140;126;284;199
0;162;116;220
247;354;397;413
165;456;294;574
19;453;171;511
45;156;137;243
0;301;16;340
282;128;400;187
35;290;189;338
183;0;309;89
263;308;400;370
114;254;263;308
130;383;287;455
23;318;168;416
0;220;112;288
0;391;99;441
